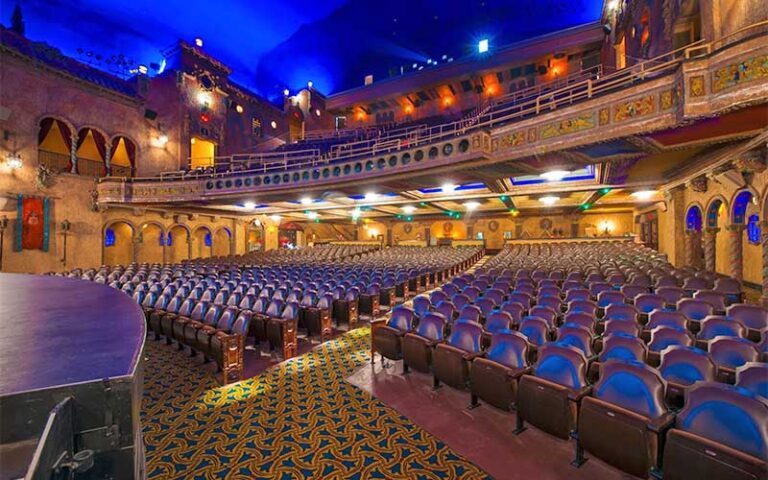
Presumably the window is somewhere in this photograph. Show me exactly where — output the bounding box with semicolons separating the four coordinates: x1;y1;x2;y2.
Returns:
205;232;212;247
476;231;484;240
747;214;761;245
104;228;115;247
159;232;165;246
166;232;173;246
503;231;513;239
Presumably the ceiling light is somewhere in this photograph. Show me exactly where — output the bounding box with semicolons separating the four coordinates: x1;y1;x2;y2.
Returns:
306;212;318;220
478;39;489;54
194;38;204;47
196;91;212;107
271;121;277;129
243;201;256;209
540;170;569;182
539;196;559;206
283;88;290;96
269;215;281;223
300;197;313;205
607;0;619;11
364;192;379;201
464;201;480;211
402;205;416;214
442;183;457;194
630;190;658;200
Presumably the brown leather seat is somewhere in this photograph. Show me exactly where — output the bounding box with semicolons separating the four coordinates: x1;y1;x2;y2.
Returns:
432;320;484;390
470;330;530;411
371;306;416;363
402;312;447;374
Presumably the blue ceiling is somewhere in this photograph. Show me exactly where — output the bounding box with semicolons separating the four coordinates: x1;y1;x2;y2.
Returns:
2;0;603;101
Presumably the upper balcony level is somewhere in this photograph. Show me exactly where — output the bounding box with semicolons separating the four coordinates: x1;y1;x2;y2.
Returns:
96;22;768;207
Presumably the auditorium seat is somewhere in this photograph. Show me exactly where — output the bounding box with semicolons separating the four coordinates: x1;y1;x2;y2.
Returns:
303;292;334;340
727;303;768;341
207;310;253;383
432;320;484;390
647;326;695;366
515;343;591;439
576;360;673;477
470;330;530;411
193;306;237;354
695;316;746;349
658;345;716;408
709;336;761;384
402;312;447;373
662;383;768;480
372;306;416;363
266;301;300;358
588;333;647;383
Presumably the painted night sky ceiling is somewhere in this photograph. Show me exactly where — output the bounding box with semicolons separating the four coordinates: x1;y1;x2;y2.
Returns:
2;0;604;100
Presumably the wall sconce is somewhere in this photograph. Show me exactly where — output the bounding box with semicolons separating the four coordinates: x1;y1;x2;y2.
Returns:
600;220;614;236
4;152;22;170
0;215;8;270
60;219;72;267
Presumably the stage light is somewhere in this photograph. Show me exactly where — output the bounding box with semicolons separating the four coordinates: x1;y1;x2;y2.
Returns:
283;88;290;96
464;201;480;211
540;170;569;182
478;39;489;54
306;212;318;220
137;64;148;75
402;205;416;214
271;121;277;129
631;190;657;200
539;196;559;206
308;81;313;88
243;201;256;209
412;63;418;69
300;197;312;205
270;215;281;223
235;104;244;114
442;183;456;194
364;192;379;201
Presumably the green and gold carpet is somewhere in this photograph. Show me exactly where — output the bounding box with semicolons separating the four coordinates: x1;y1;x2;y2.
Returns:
142;327;491;479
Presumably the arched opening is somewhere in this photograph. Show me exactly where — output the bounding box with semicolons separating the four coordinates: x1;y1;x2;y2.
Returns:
706;198;727;274
38;117;73;173
103;221;134;266
167;225;190;263
247;227;263;252
685;205;704;268
137;223;164;264
278;222;303;249
212;227;232;256
192;226;213;258
109;136;136;177
75;128;107;177
733;190;761;284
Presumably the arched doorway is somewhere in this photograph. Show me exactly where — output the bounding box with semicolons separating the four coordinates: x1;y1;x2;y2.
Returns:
137;222;165;264
38;117;73;173
75;127;108;177
103;221;134;266
192;226;213;258
213;227;232;256
685;205;703;268
731;189;760;283
109;136;137;177
167;225;190;264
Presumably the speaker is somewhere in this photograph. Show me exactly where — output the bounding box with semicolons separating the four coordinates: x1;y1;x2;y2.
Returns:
144;109;158;120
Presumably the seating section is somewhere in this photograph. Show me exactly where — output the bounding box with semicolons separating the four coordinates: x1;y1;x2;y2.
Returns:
370;241;768;479
59;244;482;384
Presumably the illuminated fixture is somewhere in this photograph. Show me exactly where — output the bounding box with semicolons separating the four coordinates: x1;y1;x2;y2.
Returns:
4;152;22;169
283;88;290;96
270;121;277;129
443;97;453;107
190;137;196;144
137;64;148;75
630;190;658;200
300;197;313;205
404;105;413;114
270;215;282;223
364;192;379;201
243;201;256;209
306;212;318;220
197;91;212;107
199;113;210;123
351;208;361;219
194;37;204;47
478;38;489;54
315;109;321;117
153;134;169;148
540;170;569;182
441;183;457;194
308;81;313;88
607;0;619;10
539;196;559;206
402;205;416;214
464;201;480;211
235;104;244;114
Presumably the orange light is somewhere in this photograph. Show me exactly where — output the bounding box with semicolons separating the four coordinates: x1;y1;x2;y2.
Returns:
552;67;560;76
356;111;365;121
443;97;453;107
487;85;497;95
404;105;413;114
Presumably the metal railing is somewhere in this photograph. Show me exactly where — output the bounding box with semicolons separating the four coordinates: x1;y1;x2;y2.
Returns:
38;150;71;173
100;21;767;186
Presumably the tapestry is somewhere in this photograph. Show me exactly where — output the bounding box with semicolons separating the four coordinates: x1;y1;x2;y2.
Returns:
14;194;49;251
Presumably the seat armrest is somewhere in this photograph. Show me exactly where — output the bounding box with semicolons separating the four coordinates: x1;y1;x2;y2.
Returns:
567;385;593;402
509;366;533;379
463;351;484;361
647;411;676;433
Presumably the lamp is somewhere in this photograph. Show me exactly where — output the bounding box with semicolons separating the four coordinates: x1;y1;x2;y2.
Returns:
60;219;72;267
5;152;22;169
0;216;8;270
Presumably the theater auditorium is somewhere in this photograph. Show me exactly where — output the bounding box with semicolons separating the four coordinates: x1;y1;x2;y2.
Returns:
0;0;766;478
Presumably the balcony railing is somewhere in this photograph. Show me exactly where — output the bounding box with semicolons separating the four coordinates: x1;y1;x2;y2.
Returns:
38;150;71;173
99;20;767;186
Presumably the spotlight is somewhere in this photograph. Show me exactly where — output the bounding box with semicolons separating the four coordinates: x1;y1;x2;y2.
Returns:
441;183;457;194
630;190;658;200
137;64;148;75
402;205;416;214
243;201;256;209
478;39;489;54
197;91;212;107
539;196;559;206
464;201;480;211
283;88;290;96
364;192;379;201
300;197;313;205
540;170;569;182
271;121;277;129
194;37;204;47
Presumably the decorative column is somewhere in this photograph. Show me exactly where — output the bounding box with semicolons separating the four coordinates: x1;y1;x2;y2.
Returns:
70;131;78;174
132;233;142;264
104;142;112;176
726;224;746;282
684;230;697;267
761;221;768;308
702;227;719;272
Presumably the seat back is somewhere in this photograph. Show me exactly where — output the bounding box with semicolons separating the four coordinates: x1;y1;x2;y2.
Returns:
214;307;238;330
202;304;223;326
676;382;768;460
190;301;209;321
735;362;768;399
529;305;558;328
486;330;528;368
634;294;665;314
648;326;694;352
603;319;641;337
447;321;483;353
697;315;745;341
230;310;253;335
647;310;688;331
433;300;456;321
693;290;727;312
555;324;594;356
563;311;595;331
533;343;588;389
727;304;768;330
415;312;447;341
656;286;685;305
519;317;550;346
281;301;299;320
387;306;415;331
265;299;284;317
485;311;513;333
500;301;525;323
599;333;647;363
709;336;760;369
677;298;714;321
567;300;597;316
597;291;625;308
604;304;639;323
594;360;667;418
458;304;482;323
659;346;716;386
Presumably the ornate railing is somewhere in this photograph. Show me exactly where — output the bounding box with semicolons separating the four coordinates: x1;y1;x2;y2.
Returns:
38;150;70;173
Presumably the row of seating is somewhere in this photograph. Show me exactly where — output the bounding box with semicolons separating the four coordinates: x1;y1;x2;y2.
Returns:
372;242;767;479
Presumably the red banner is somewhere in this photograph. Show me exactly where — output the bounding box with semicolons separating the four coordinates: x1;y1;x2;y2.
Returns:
21;197;44;250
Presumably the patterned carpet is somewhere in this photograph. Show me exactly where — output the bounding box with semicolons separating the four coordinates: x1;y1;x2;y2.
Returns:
141;327;492;479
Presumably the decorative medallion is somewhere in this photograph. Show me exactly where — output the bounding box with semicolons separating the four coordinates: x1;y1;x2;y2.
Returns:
540;218;553;231
598;108;610;125
690;175;708;193
527;128;537;143
499;131;526;148
689;76;705;97
488;220;499;232
614;95;656;122
660;89;675;110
